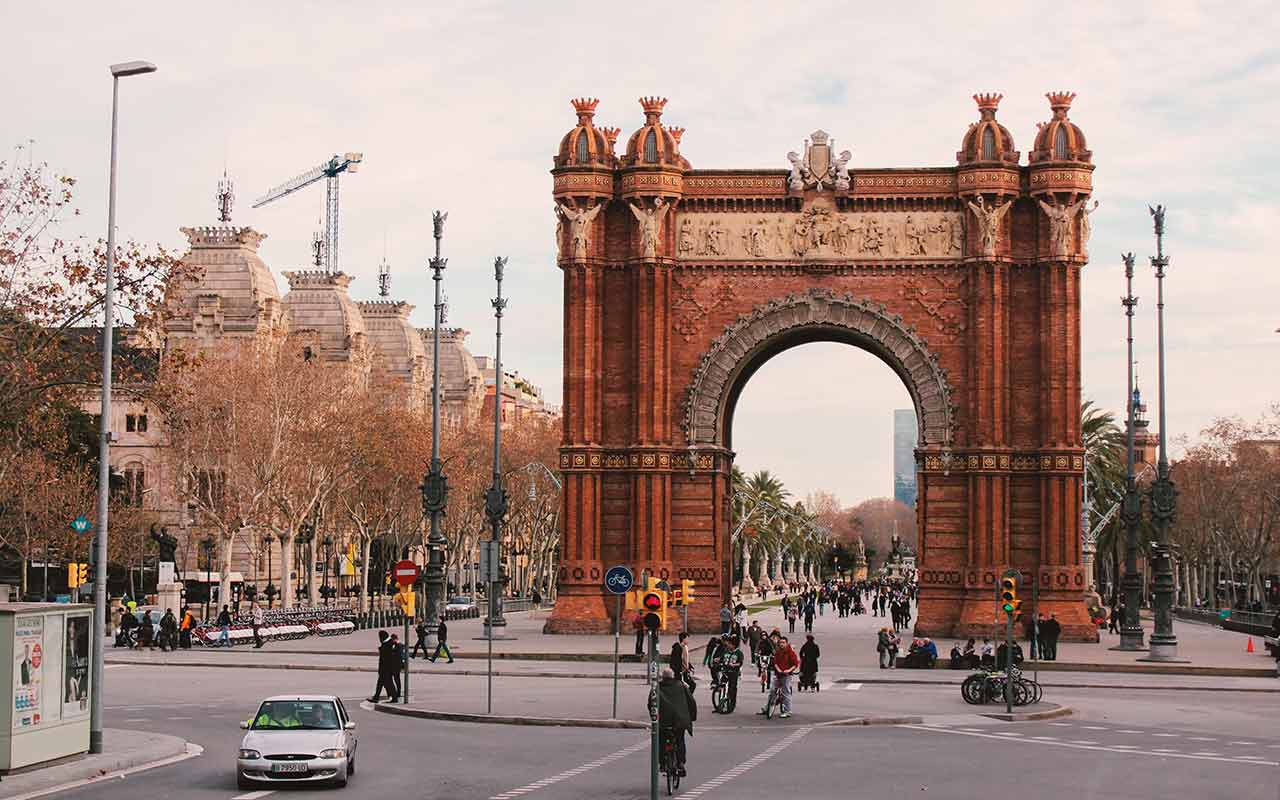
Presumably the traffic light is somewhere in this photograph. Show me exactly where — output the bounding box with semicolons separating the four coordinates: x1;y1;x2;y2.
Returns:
395;588;416;619
68;563;80;588
1000;574;1019;615
641;589;667;630
680;580;696;606
77;563;89;586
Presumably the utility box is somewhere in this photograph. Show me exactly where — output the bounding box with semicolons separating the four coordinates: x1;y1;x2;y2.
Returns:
0;604;93;772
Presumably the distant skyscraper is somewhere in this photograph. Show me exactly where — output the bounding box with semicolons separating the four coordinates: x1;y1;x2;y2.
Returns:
893;408;917;508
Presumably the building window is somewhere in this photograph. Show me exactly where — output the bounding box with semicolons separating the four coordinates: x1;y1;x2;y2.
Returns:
576;131;589;163
303;346;313;362
981;127;996;160
1053;126;1069;160
644;129;657;163
122;464;145;508
126;415;135;432
125;413;148;433
138;413;148;432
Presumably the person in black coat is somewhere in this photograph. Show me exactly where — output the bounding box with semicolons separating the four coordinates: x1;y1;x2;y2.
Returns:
1041;614;1062;661
370;630;400;702
798;634;820;690
656;668;697;776
429;616;454;663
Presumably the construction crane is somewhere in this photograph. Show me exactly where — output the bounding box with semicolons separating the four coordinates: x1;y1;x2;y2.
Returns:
253;152;363;273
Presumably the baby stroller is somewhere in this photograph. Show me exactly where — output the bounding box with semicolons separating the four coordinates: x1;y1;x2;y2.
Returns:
797;666;820;692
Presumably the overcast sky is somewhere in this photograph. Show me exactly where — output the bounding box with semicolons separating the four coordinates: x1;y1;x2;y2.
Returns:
7;2;1278;508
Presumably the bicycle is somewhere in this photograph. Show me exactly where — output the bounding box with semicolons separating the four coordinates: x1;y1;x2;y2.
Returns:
762;669;793;719
658;725;681;795
709;670;734;714
757;654;773;693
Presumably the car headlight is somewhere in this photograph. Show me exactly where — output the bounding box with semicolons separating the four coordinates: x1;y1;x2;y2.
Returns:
238;749;261;759
319;748;346;759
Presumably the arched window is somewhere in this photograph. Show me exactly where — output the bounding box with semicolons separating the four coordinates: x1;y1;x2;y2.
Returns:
644;129;658;163
575;131;589;163
123;463;146;508
981;127;997;160
1054;126;1070;160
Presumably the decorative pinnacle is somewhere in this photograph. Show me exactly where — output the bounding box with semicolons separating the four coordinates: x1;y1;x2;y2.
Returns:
494;255;507;282
1046;91;1076;118
639;96;668;121
570;97;599;123
432;210;447;240
601;127;621;151
668;127;685;147
1149;204;1166;236
973;92;1003;119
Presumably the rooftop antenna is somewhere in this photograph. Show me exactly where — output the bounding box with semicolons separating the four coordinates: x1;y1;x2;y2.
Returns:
377;230;391;297
216;168;235;224
311;224;326;268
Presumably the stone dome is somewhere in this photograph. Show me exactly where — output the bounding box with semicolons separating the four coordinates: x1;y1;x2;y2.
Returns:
622;97;689;168
167;226;284;341
1030;91;1091;164
359;300;429;408
420;327;486;428
281;271;368;361
555;97;619;168
957;93;1019;165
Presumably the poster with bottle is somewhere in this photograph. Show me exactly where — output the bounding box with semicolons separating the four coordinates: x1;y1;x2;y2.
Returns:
13;616;43;729
63;614;90;717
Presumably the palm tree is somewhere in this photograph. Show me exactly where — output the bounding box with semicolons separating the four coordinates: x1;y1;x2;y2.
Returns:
1081;399;1150;599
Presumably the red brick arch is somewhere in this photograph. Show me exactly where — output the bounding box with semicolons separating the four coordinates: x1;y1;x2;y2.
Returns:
545;96;1097;642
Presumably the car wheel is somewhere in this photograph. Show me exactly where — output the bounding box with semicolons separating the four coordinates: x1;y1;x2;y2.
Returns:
333;770;348;788
347;756;356;776
237;774;253;790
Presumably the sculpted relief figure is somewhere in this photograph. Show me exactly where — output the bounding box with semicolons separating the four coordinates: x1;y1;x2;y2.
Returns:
678;217;696;256
832;149;852;191
1074;197;1099;258
629;197;670;260
966;196;1011;259
673;211;965;260
556;201;604;261
1037;197;1073;257
786;151;810;192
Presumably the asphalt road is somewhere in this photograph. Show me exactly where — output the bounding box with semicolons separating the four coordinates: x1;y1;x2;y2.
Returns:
48;663;1278;800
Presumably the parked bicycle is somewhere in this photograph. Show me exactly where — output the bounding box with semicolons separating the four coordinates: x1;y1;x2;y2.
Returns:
960;666;1042;706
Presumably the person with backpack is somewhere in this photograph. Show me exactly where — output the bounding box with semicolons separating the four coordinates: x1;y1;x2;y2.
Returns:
158;609;178;651
428;616;455;663
178;606;195;649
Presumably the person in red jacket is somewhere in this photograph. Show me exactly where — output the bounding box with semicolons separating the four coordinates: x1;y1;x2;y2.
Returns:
760;635;800;718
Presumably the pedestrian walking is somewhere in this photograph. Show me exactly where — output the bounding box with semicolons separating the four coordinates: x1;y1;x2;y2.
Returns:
669;632;692;690
876;627;892;669
178;605;195;649
1108;602;1122;634
1042;614;1061;661
798;633;820;691
428;616;455;663
411;618;430;659
786;604;798;634
802;601;815;633
370;630;400;703
719;603;733;635
158;608;177;651
746;620;763;666
632;609;646;656
216;604;232;647
139;610;156;649
389;633;405;698
250;602;265;649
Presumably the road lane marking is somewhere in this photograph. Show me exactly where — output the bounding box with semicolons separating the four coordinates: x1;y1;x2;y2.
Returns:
1152;732;1178;737
902;726;1278;767
1081;725;1107;730
231;792;275;800
1070;740;1098;745
682;726;812;798
844;683;862;690
1;743;203;800
488;739;648;799
1229;741;1258;745
1187;736;1216;741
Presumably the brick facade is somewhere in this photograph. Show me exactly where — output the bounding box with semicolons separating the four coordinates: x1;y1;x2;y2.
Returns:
544;93;1099;641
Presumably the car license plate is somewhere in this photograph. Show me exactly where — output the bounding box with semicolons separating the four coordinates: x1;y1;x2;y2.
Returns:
272;762;308;773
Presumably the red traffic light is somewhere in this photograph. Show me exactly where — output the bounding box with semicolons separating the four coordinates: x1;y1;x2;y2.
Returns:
642;592;663;611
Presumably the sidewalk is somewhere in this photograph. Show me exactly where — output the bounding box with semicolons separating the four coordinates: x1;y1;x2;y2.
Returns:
0;728;192;800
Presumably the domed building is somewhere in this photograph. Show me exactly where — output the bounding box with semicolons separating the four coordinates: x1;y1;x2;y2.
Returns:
419;327;486;429
281;270;370;367
1029;91;1091;164
166;225;285;347
956;93;1019;165
359;299;430;410
621;96;689;169
554;97;619;169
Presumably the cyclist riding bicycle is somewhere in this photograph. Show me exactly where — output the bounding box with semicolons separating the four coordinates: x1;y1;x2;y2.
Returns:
713;635;745;713
760;634;799;719
656;667;697;777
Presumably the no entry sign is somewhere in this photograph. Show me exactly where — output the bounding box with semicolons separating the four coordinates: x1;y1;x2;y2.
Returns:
393;560;419;587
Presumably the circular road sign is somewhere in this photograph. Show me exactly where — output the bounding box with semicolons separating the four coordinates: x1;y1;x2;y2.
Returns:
604;565;634;595
393;560;420;587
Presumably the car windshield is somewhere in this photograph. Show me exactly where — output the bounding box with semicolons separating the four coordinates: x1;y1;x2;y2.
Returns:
250;700;340;730
449;597;471;604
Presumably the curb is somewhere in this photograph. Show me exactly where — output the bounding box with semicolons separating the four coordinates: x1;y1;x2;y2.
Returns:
819;715;925;726
833;678;1280;693
980;705;1074;722
0;729;192;800
371;702;649;730
106;658;654;681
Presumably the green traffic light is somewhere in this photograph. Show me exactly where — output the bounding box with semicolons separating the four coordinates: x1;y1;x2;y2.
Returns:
1002;603;1014;613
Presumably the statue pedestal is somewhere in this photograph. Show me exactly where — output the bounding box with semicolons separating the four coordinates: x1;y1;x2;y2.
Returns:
738;576;756;596
157;581;184;613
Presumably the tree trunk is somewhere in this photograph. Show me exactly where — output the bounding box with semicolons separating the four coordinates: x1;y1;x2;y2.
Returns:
218;535;234;612
281;535;295;609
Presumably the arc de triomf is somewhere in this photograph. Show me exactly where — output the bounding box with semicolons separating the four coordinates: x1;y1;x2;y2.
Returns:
544;92;1097;641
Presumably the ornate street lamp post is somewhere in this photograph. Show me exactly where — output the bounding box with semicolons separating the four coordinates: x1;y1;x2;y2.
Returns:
1112;252;1147;651
200;536;215;623
1142;205;1185;662
296;518;314;607
421;211;450;649
262;533;277;609
321;535;334;606
483;257;511;639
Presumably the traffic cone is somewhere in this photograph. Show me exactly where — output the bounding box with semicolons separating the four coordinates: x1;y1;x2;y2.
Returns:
1246;636;1255;653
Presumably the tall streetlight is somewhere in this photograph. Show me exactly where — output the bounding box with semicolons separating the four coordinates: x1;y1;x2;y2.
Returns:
420;211;449;650
262;533;276;609
1112;252;1147;651
1142;205;1185;662
90;59;156;756
483;257;511;639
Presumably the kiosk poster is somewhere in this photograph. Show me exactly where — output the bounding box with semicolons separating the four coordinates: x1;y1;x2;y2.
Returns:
13;616;43;729
64;615;90;717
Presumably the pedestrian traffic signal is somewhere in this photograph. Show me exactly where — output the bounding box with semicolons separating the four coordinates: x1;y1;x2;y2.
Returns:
1000;575;1019;615
78;563;89;586
642;589;666;630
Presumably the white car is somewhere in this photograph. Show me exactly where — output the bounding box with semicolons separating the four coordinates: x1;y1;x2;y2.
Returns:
445;595;476;613
237;695;358;789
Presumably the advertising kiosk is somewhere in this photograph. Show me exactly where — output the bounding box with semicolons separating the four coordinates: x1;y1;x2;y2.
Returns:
0;604;93;772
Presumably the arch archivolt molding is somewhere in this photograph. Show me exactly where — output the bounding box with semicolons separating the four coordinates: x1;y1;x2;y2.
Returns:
681;288;957;452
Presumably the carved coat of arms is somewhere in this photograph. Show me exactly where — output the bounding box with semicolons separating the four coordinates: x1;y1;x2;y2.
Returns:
787;130;851;192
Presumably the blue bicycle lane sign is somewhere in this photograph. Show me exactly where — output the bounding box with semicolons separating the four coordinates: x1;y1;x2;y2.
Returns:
604;565;634;595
